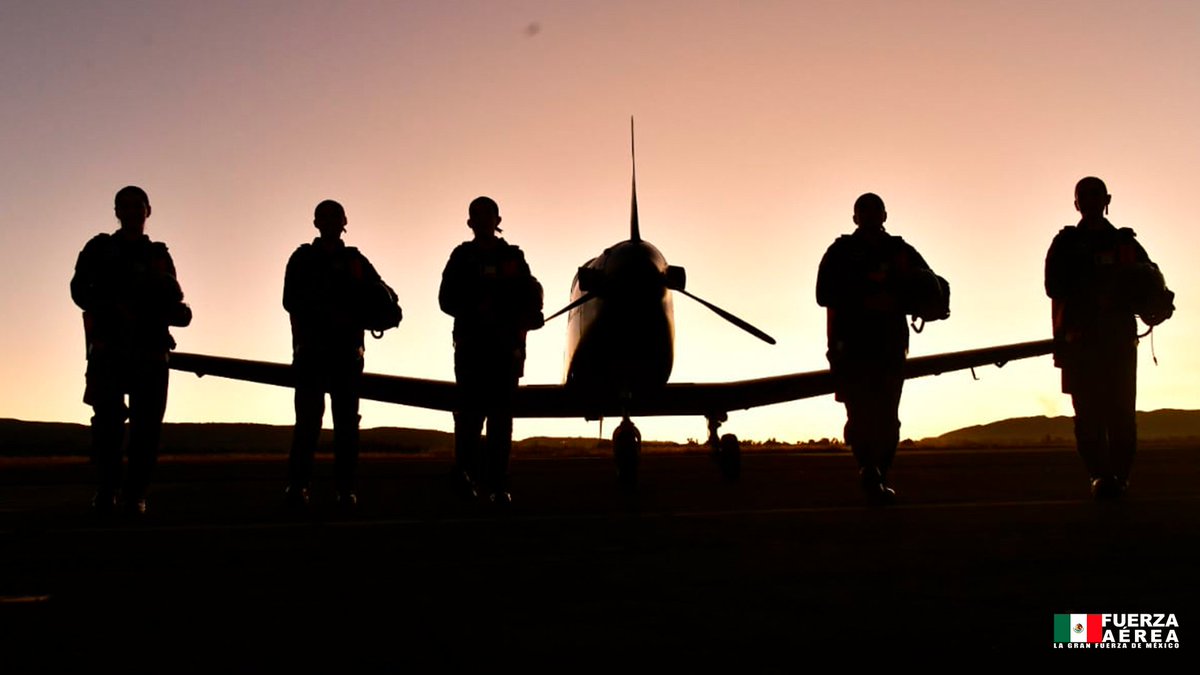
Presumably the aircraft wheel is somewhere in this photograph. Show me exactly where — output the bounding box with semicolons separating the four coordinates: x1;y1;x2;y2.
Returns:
613;420;641;493
718;433;741;482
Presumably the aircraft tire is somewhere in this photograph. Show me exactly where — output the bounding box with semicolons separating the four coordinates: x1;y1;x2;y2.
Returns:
613;420;640;493
718;433;741;482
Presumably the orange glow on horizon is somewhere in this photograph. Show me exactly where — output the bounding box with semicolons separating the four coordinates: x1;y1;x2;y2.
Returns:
2;1;1197;443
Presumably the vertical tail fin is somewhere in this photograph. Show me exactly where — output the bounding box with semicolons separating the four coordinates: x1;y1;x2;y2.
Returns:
630;116;641;243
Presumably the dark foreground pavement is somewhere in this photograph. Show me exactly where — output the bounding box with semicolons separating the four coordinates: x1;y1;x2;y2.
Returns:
1;446;1197;670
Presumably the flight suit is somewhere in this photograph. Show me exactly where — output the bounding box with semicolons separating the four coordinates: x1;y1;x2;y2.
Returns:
1045;220;1157;486
816;229;932;483
71;231;190;506
439;238;543;496
283;238;384;497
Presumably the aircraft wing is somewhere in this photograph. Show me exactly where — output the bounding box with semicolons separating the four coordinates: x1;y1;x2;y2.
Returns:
623;338;1055;418
169;352;461;412
169;338;1052;419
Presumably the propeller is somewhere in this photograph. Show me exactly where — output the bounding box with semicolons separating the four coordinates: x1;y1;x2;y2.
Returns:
676;288;777;345
542;117;776;347
545;292;597;322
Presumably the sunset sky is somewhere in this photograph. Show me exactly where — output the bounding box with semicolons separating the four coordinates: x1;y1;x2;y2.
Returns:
2;0;1196;444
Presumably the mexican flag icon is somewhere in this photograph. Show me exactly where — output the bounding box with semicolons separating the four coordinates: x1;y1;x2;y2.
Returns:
1055;614;1103;642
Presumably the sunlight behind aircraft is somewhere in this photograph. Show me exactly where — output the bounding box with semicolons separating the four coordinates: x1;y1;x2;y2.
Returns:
168;124;1054;488
0;3;1194;445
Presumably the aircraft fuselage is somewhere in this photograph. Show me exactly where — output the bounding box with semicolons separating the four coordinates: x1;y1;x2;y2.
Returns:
565;239;675;405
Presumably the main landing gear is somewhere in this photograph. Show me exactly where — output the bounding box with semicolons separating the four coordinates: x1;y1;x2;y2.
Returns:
707;413;740;482
609;414;740;492
613;417;641;493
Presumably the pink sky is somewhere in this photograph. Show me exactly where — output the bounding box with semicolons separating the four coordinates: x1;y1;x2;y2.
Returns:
1;1;1196;442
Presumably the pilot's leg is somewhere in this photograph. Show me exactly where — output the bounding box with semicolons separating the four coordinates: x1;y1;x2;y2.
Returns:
86;361;126;511
483;358;520;500
843;361;898;503
844;400;869;469
453;411;483;479
126;358;169;509
874;369;904;480
1069;364;1112;482
1106;346;1138;487
453;350;485;487
839;366;873;473
483;412;512;498
289;359;325;495
330;358;363;500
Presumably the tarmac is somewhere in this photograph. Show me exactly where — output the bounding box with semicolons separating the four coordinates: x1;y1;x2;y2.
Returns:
1;445;1196;669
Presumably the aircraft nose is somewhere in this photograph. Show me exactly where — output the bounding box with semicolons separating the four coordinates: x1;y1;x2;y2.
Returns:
606;246;665;296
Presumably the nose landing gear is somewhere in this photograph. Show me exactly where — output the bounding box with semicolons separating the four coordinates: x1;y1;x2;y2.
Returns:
707;413;740;482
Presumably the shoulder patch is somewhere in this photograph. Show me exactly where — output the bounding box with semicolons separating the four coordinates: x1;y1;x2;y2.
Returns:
288;243;314;265
85;232;112;248
827;235;855;253
1051;226;1079;244
81;233;117;258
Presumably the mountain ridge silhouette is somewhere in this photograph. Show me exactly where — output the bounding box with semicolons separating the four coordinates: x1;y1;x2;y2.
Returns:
3;409;1199;457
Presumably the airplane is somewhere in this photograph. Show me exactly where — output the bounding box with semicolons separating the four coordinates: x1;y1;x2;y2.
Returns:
169;122;1054;489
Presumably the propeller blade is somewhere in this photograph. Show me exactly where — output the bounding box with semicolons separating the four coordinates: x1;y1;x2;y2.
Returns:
677;289;777;345
545;292;598;322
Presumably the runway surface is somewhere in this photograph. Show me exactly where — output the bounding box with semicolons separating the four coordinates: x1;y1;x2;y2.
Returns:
1;445;1196;668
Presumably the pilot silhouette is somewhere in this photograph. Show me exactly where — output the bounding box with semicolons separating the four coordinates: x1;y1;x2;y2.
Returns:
71;185;191;516
816;193;947;505
1045;177;1173;500
439;196;543;506
284;199;399;512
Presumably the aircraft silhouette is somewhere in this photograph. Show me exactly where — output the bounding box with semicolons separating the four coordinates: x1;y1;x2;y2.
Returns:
169;122;1053;488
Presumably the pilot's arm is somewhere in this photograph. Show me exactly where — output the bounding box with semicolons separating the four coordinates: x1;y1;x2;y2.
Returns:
150;243;191;328
356;252;383;285
283;247;310;316
904;243;933;275
70;236;108;312
1044;229;1083;302
815;242;849;309
438;246;474;318
815;243;848;348
520;265;545;331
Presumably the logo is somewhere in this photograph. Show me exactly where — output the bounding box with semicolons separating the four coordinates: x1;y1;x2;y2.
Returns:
1053;614;1179;649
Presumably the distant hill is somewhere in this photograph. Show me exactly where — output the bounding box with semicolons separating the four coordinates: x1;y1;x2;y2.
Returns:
0;419;92;456
4;410;1198;457
924;409;1200;447
0;419;676;458
0;419;455;457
